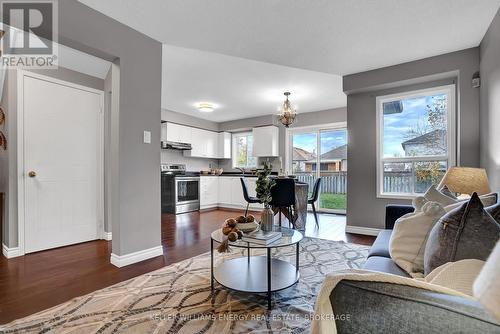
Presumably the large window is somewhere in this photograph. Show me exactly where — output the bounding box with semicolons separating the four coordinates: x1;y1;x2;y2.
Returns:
286;123;348;213
232;132;257;168
376;85;456;198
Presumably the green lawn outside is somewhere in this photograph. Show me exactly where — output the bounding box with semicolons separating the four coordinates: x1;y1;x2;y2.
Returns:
319;193;347;211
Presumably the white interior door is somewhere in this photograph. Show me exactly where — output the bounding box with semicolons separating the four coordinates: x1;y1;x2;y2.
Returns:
23;73;103;253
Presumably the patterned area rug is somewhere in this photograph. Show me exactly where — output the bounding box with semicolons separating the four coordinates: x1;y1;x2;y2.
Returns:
1;237;369;333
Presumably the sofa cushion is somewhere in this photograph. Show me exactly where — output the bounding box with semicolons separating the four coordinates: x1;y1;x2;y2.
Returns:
389;201;446;276
367;230;392;258
330;280;500;334
444;193;498;212
424;185;458;206
424;193;500;275
486;202;500;223
363;256;410;277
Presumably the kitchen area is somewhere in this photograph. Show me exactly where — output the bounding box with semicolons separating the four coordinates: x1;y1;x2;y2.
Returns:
160;118;280;215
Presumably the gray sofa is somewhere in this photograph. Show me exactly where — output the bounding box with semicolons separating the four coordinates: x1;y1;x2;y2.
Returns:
329;204;500;333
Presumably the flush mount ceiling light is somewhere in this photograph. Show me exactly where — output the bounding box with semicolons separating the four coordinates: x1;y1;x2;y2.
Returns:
277;92;297;127
196;102;215;112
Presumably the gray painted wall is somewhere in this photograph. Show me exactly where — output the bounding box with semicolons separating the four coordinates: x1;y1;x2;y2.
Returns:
344;48;480;230
0;71;14;246
0;67;104;247
1;1;163;256
57;0;163;256
480;8;500;192
28;67;104;90
161;109;219;132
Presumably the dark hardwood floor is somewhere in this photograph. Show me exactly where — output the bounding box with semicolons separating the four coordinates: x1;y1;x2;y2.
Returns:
0;209;374;324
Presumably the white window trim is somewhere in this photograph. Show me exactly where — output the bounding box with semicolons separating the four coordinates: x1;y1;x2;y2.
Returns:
232;131;257;169
376;85;457;199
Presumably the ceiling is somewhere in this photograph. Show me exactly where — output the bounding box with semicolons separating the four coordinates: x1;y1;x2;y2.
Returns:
161;45;345;122
79;0;500;75
79;0;500;121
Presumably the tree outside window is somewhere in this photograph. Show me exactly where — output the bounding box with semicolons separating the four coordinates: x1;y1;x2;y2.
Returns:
233;132;257;168
378;85;455;197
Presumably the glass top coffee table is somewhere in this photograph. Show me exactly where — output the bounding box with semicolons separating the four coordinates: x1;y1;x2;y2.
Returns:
210;226;303;309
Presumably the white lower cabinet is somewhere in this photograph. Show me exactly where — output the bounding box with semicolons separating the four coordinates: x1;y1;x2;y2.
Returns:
217;177;232;206
201;176;263;211
200;176;218;209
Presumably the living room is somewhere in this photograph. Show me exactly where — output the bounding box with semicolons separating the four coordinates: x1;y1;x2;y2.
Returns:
0;1;499;333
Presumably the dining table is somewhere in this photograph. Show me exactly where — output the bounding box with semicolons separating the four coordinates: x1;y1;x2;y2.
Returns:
270;177;309;230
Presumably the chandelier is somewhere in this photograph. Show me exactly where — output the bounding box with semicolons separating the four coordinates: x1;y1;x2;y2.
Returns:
277;92;297;127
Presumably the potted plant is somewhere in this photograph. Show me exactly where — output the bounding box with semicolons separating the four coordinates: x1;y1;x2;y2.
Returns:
255;162;275;231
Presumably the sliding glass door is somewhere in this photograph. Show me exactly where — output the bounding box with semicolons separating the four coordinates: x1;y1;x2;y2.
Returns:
288;124;347;214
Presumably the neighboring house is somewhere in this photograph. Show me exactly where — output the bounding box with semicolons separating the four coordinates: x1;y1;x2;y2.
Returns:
401;129;447;156
294;144;347;173
293;147;316;162
316;144;348;172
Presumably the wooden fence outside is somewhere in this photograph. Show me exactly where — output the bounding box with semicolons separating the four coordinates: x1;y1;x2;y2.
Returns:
296;171;431;194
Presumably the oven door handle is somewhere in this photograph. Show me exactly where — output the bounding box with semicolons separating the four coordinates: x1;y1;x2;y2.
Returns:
175;177;200;181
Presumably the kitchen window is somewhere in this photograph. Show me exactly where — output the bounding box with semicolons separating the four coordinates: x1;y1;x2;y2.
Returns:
232;132;257;168
376;85;456;198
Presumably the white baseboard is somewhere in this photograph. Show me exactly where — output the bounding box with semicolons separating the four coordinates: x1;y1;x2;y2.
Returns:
101;231;112;241
2;243;22;258
110;245;163;268
346;226;382;236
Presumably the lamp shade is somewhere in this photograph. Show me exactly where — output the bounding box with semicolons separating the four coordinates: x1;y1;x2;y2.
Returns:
473;241;500;321
437;167;491;195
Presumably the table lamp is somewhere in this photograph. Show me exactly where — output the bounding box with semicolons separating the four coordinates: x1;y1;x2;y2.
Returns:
437;167;491;197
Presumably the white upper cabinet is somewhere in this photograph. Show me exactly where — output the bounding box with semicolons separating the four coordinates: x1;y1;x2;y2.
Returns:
252;125;279;157
165;122;191;143
161;122;167;142
165;122;182;142
217;132;231;159
163;122;231;159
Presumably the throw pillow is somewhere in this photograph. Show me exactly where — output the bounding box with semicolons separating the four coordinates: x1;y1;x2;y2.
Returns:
486;202;500;224
390;201;446;277
444;193;498;212
424;185;458;206
424;193;500;275
473;241;500;321
425;259;485;296
439;185;457;199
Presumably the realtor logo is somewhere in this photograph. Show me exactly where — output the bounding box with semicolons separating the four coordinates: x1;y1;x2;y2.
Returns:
1;0;58;68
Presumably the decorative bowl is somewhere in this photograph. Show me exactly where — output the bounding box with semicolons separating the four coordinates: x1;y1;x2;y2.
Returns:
236;221;259;233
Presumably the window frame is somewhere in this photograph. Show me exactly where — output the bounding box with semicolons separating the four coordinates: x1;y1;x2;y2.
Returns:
285;122;348;214
232;131;257;169
376;85;457;199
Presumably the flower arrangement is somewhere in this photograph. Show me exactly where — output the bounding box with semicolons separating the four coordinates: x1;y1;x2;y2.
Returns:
255;161;275;207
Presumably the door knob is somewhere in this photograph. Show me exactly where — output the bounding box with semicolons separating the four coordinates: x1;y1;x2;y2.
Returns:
28;171;36;178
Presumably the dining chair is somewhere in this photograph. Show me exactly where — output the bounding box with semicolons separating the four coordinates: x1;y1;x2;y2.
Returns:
308;178;322;227
270;178;296;228
240;178;261;216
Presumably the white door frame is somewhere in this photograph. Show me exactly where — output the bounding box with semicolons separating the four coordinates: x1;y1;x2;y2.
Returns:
16;70;105;256
285;122;348;214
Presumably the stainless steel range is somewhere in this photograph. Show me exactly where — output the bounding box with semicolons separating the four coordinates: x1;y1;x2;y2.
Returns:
161;164;200;214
